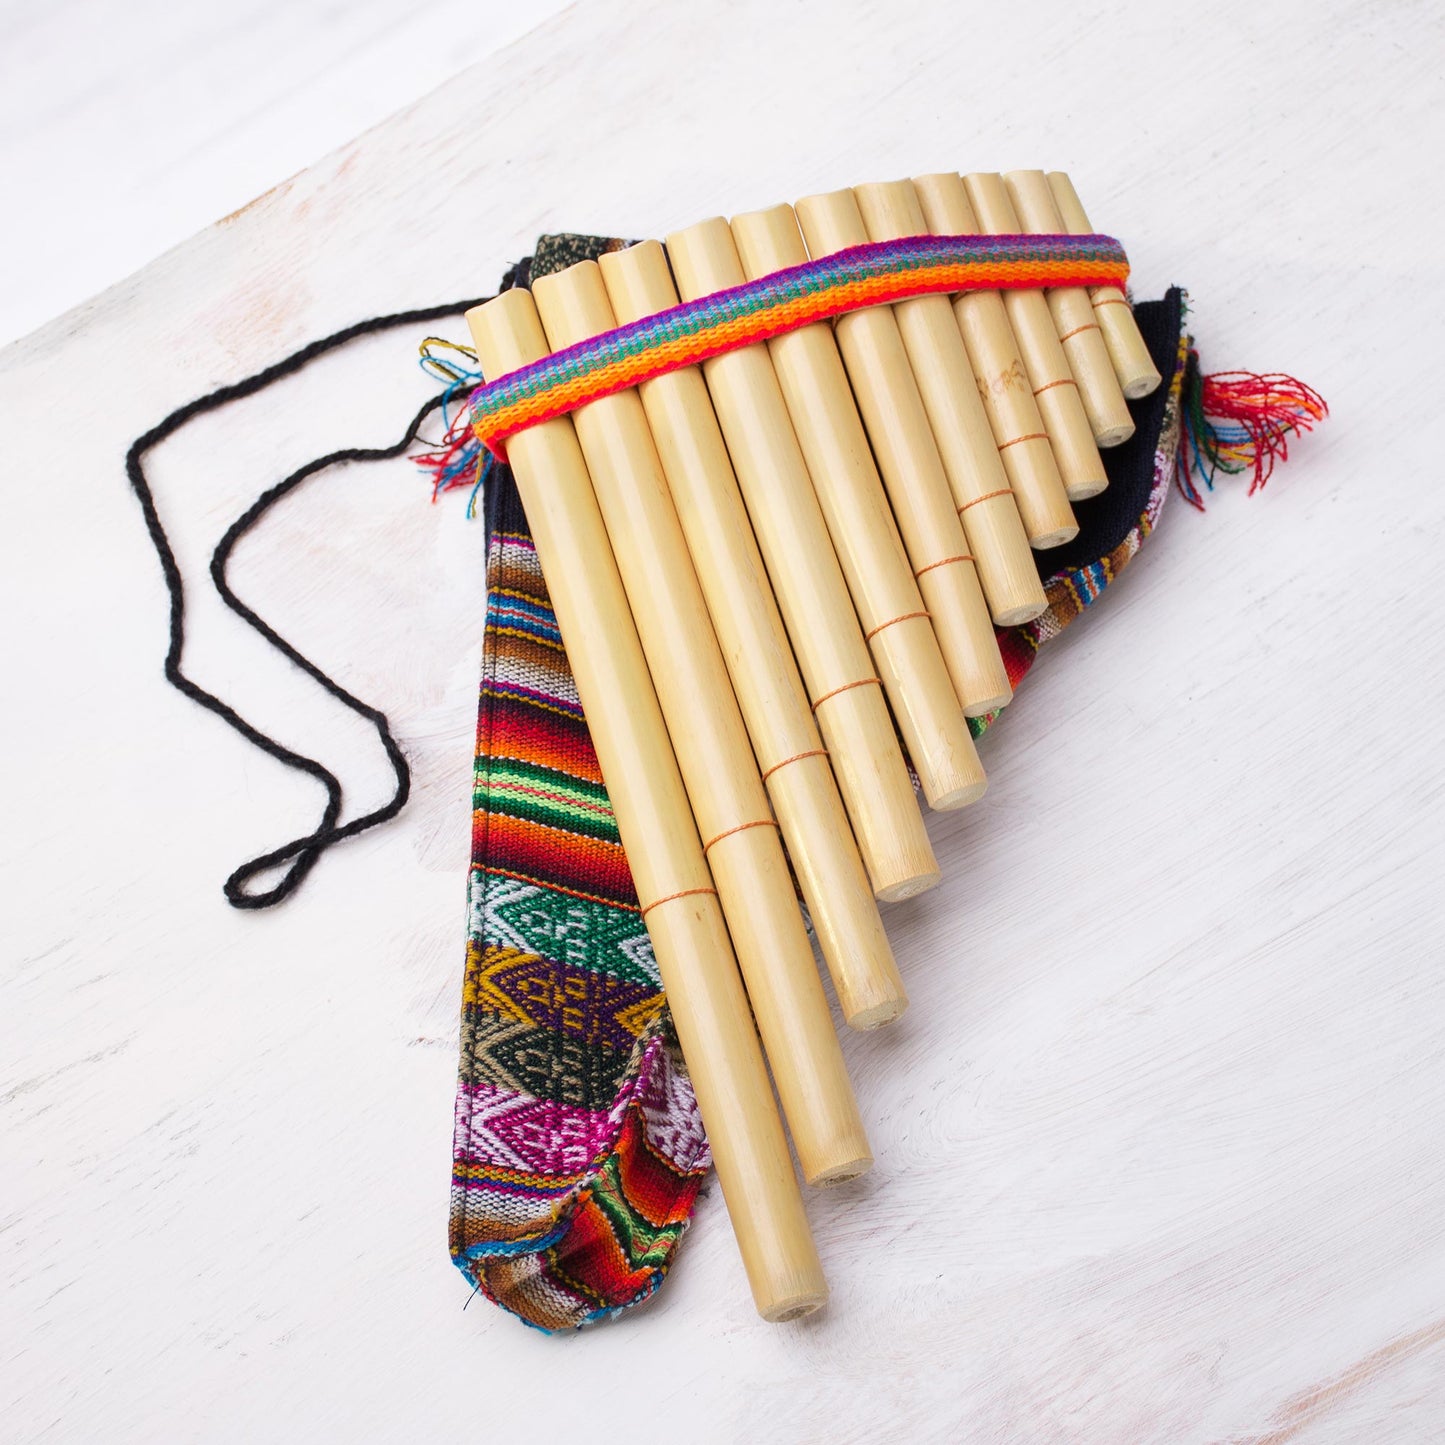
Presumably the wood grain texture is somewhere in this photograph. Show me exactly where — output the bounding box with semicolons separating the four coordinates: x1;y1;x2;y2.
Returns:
1;0;1441;1440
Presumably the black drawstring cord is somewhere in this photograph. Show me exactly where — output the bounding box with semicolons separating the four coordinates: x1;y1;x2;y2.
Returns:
124;296;493;909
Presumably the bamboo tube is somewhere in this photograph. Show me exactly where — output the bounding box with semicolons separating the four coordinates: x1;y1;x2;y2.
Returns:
466;287;826;1323
911;174;1077;550
1045;171;1161;399
939;173;1108;501
599;240;907;1030
850;179;1044;627
531;261;872;1185
792;189;1009;717
663;217;940;900
997;170;1135;447
724;204;986;810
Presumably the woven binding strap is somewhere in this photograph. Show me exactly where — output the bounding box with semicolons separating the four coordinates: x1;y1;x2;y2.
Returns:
469;232;1129;459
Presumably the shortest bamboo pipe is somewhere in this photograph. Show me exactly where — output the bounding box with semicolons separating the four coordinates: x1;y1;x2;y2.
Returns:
951;173;1108;502
793;187;1010;717
533;260;873;1186
467;287;826;1323
851;179;1045;627
599;240;907;1030
913;172;1077;550
729;203;987;810
1045;171;1161;400
999;170;1135;447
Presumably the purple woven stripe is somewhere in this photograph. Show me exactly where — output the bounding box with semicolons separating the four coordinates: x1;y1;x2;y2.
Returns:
470;231;1124;419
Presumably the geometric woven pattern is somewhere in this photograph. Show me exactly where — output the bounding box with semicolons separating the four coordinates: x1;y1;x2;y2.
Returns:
449;517;711;1330
449;232;715;1333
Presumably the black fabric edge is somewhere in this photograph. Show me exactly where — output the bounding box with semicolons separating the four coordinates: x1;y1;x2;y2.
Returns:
1045;287;1184;571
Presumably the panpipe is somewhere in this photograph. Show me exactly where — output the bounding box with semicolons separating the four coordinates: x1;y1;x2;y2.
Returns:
463;171;1157;1323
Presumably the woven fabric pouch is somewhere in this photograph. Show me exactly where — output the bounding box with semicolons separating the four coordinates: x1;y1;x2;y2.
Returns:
449;234;1189;1330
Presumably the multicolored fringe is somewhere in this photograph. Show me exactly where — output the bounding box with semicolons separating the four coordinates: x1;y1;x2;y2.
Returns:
412;338;491;517
467;232;1128;460
1177;352;1328;509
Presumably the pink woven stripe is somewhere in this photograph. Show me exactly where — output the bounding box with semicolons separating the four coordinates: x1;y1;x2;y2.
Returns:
455;1080;614;1176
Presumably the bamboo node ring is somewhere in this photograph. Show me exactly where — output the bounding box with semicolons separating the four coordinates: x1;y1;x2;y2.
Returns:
702;819;780;852
639;886;719;919
810;677;882;711
865;610;931;642
914;554;976;578
759;748;829;782
958;487;1015;512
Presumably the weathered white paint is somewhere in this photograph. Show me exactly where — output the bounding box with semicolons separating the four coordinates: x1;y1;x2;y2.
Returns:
0;0;573;346
2;1;1441;1440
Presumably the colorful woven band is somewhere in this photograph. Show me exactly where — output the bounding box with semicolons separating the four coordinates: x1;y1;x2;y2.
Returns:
469;232;1128;459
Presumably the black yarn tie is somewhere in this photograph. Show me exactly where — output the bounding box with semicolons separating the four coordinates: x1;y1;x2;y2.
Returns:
125;293;500;908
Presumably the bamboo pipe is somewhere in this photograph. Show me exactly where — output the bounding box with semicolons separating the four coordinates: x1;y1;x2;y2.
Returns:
531;261;873;1185
849;180;1045;627
598;240;908;1030
791;189;1010;718
1045;171;1161;399
934;173;1108;502
911;174;1077;550
662;218;941;900
724;204;987;810
466;287;826;1323
996;170;1135;447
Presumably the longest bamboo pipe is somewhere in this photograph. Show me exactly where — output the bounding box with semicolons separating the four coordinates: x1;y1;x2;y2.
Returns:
721;204;987;811
531;260;873;1188
466;286;826;1323
662;218;941;899
598;240;907;1030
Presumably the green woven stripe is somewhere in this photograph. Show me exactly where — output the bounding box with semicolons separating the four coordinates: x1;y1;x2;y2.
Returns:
477;760;621;843
479;873;660;989
590;1151;687;1270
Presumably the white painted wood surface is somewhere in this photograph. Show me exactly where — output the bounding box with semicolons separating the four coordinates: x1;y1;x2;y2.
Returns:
0;0;571;346
2;1;1441;1439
